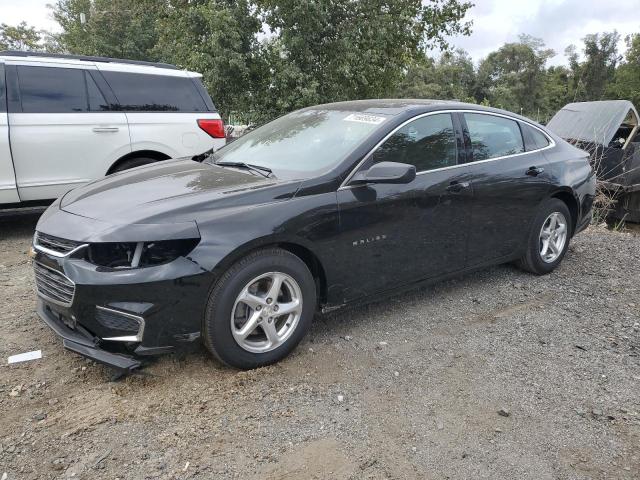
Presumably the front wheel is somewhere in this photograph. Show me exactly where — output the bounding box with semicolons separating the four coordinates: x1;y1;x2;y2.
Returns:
203;248;316;369
517;199;572;275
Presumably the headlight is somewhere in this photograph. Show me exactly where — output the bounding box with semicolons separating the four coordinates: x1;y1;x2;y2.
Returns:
85;239;199;269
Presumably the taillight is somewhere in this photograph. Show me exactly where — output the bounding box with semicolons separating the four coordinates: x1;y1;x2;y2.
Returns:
197;119;225;138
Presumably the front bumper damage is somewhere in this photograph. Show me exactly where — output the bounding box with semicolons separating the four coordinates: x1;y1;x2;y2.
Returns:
38;299;142;372
32;208;216;375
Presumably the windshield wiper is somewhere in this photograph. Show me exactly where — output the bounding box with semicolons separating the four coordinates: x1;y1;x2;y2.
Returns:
215;161;273;178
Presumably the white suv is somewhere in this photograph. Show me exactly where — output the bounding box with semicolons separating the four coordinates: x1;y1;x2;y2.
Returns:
0;51;225;206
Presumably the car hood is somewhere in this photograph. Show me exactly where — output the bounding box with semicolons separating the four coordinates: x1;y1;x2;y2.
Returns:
60;159;299;225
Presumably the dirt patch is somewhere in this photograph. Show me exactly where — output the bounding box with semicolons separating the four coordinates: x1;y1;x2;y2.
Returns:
253;438;357;480
470;293;552;324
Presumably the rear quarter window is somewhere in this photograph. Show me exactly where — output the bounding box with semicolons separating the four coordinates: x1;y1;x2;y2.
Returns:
521;123;551;151
101;71;209;112
192;77;216;111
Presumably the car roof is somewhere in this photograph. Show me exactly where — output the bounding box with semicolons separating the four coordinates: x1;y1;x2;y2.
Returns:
304;99;541;123
0;50;201;77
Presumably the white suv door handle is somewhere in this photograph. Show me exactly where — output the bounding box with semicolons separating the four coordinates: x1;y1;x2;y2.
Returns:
92;127;119;133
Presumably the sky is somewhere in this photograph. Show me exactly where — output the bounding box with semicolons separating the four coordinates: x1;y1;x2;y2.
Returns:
2;0;60;32
1;0;638;66
448;0;639;66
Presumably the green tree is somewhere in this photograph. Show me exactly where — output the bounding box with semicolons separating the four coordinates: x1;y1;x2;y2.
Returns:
563;44;584;102
0;22;43;51
608;34;640;106
580;32;620;100
155;0;264;120
542;65;572;121
51;0;163;60
395;48;475;102
475;34;554;117
49;0;473;120
256;0;473;116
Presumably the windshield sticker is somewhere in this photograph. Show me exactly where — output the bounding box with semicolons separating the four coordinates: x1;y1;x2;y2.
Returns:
343;113;387;125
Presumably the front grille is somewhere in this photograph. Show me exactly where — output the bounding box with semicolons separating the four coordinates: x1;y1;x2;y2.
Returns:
34;232;82;256
96;308;140;332
33;262;75;306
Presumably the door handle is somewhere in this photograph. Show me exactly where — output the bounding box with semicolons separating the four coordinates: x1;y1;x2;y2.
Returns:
526;166;545;176
446;181;470;193
92;127;119;133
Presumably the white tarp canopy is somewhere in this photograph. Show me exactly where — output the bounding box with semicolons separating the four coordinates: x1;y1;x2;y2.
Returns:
547;100;638;145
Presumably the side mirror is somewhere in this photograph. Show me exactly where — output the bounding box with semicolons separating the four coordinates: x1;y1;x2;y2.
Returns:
350;161;416;185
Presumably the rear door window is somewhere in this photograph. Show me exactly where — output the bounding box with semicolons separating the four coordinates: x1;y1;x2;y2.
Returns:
86;72;109;111
17;66;87;113
0;64;6;112
464;113;525;161
371;113;458;172
100;71;208;112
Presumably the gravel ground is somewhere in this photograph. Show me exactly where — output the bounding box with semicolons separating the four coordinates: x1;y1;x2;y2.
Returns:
1;213;639;480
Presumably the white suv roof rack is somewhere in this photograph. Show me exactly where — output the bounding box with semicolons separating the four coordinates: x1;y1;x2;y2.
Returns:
0;50;178;70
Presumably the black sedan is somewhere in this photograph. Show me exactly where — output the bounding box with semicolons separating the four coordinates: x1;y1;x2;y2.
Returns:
31;100;595;371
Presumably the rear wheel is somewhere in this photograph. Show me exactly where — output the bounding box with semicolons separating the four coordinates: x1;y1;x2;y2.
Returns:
517;198;572;275
203;248;316;369
111;157;157;173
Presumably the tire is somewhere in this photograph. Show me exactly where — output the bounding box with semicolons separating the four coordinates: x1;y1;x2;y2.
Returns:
203;248;316;369
111;157;157;173
517;198;572;275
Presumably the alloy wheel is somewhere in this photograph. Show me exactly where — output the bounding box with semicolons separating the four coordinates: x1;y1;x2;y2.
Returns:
230;272;303;353
539;212;568;263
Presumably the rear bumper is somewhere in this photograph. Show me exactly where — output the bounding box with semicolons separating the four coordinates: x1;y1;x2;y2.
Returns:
37;299;142;372
575;209;592;234
574;171;597;234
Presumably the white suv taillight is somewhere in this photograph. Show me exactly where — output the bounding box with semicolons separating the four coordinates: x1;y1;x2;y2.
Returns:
197;119;225;138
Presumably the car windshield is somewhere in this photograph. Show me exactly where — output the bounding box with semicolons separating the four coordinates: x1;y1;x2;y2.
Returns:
206;109;390;179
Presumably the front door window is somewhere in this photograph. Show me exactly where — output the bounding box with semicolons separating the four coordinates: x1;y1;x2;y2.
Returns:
370;113;457;172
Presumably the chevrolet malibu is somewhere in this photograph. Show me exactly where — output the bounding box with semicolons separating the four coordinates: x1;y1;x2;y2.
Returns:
31;100;596;372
